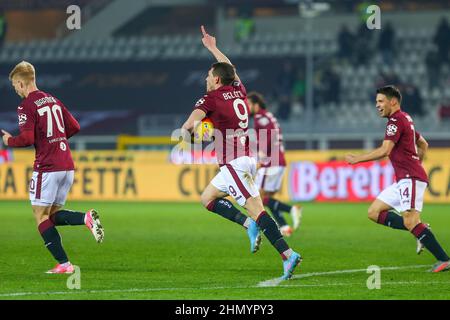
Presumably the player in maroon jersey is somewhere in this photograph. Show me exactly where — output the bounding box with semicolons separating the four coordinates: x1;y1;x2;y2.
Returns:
1;61;104;274
247;91;302;237
181;26;301;280
346;85;449;272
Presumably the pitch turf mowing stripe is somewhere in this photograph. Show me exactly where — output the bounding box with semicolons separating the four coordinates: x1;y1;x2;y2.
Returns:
257;264;431;287
0;264;432;298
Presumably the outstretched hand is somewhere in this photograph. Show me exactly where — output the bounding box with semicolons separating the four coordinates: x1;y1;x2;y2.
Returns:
1;129;11;146
201;25;216;51
200;24;237;79
345;153;359;165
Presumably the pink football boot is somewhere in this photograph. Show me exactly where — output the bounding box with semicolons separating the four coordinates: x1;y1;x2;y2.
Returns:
85;209;105;243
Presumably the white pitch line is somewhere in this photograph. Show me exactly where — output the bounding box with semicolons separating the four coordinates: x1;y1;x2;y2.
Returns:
257;264;430;287
0;264;436;298
1;279;447;298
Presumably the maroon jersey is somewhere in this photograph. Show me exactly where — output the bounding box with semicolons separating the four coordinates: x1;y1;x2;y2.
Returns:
194;81;250;165
11;90;79;172
254;108;286;168
384;110;428;183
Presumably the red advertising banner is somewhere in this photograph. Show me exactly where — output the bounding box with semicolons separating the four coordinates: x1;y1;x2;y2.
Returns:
288;161;396;202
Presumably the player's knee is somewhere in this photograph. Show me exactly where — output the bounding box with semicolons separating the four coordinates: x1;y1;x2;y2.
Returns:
246;209;259;221
50;205;61;216
367;207;379;222
200;192;213;209
200;196;209;209
33;212;49;225
402;211;420;231
244;197;265;220
403;217;418;231
32;206;51;225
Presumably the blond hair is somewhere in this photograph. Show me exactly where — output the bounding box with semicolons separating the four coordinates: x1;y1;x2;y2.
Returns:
9;61;36;83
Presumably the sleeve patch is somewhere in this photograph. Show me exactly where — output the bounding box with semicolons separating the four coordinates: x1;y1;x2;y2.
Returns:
257;117;270;126
386;124;398;136
18;113;28;126
195;98;206;107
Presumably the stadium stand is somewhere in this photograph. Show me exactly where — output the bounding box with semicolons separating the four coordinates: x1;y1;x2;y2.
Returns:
0;0;449;145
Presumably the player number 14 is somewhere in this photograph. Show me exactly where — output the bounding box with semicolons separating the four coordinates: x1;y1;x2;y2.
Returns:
38;104;65;138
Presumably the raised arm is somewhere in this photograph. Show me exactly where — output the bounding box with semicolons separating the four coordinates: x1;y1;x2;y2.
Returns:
201;25;241;83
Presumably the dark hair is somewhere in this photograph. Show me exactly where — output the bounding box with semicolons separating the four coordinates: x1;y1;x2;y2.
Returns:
211;62;235;86
247;91;267;109
376;85;402;104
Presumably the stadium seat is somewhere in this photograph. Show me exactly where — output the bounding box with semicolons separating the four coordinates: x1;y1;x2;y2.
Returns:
0;24;443;129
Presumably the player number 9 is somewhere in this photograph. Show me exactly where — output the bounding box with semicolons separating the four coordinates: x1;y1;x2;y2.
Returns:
233;99;248;129
229;185;237;197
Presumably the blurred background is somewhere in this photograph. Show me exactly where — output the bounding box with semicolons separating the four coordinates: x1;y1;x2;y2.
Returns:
0;0;449;203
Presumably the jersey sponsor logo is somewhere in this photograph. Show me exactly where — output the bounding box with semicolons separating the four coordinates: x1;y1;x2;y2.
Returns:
18;113;27;125
386;124;398;136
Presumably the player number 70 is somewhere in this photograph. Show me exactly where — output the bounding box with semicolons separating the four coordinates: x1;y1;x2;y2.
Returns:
38;104;65;138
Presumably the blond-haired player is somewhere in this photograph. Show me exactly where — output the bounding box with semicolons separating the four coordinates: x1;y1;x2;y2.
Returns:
2;61;104;274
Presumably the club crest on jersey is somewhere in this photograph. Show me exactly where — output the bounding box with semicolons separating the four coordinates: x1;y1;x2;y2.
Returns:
18;113;27;125
386;124;398;136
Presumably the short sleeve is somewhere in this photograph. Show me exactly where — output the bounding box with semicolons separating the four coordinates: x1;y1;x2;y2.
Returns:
17;103;36;132
384;119;403;143
194;94;215;115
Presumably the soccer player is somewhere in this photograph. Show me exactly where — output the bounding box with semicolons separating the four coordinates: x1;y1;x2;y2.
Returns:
247;91;302;237
1;61;105;274
181;26;301;280
345;85;449;273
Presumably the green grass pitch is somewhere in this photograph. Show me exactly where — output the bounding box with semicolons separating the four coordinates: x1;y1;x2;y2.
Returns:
0;200;449;300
